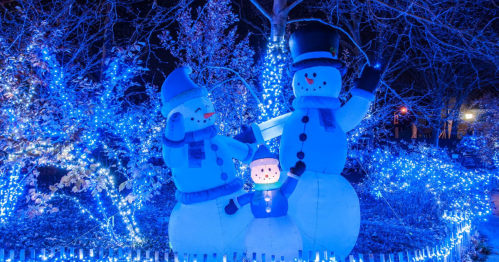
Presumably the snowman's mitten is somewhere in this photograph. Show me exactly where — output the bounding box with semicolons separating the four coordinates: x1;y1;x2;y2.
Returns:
290;161;306;177
233;125;257;144
354;66;381;94
224;199;239;215
165;112;185;142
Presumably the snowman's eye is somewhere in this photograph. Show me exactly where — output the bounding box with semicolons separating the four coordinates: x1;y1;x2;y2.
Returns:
323;81;326;85
195;108;201;113
297;82;300;86
313;73;317;77
268;168;271;171
261;169;264;172
191;118;194;121
304;73;308;77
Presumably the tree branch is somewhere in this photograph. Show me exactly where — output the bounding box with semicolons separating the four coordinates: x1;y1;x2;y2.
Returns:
247;0;271;20
201;66;262;104
371;0;499;47
283;0;304;14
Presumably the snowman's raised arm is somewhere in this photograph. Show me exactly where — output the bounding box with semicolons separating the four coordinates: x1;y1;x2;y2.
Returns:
251;112;292;144
336;66;381;132
218;136;258;164
162;112;188;167
335;88;375;133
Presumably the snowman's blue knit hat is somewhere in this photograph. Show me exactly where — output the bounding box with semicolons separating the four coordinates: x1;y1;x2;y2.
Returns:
161;66;209;117
250;145;279;168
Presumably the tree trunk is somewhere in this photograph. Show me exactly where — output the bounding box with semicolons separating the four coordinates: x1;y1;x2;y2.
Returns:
100;2;113;82
271;0;289;42
451;119;460;139
432;119;440;147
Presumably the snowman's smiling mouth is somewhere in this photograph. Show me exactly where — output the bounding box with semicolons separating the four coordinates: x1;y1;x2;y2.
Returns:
191;117;212;123
301;85;323;92
190;112;214;123
191;105;215;123
298;80;327;92
298;72;327;92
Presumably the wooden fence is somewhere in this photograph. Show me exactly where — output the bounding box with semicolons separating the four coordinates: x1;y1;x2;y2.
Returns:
0;221;471;262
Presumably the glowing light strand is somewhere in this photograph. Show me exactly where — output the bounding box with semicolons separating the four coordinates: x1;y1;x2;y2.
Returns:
258;39;288;153
0;164;24;223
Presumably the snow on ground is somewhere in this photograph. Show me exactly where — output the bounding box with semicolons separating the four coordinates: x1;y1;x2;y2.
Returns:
479;215;499;262
481;192;499;262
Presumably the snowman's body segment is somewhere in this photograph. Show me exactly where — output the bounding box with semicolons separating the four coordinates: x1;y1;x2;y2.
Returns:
169;189;252;260
164;133;255;259
252;94;372;259
233;174;303;260
279;107;347;174
165;135;250;193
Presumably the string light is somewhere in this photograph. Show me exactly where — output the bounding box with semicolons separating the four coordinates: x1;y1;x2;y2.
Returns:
258;39;288;153
0;164;23;223
27;48;152;243
353;146;498;222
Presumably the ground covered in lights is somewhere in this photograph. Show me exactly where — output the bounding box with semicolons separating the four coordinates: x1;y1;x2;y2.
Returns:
0;168;453;255
0;167;176;250
353;188;447;254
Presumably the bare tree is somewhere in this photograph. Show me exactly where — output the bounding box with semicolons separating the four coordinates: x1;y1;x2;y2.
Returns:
247;0;303;42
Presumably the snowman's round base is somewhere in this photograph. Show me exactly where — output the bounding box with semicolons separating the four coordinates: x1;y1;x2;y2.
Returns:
245;215;302;261
288;171;360;260
169;189;252;260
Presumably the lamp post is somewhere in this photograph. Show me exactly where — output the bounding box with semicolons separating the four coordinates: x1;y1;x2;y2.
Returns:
394;106;407;138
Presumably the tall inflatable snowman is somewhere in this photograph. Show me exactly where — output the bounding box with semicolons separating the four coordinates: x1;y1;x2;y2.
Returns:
248;23;381;259
161;67;256;259
225;145;304;260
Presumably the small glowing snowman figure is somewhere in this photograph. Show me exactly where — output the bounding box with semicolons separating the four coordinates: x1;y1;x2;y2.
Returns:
225;145;305;259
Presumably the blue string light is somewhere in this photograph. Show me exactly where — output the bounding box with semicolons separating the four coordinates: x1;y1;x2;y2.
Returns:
30;47;149;243
353;146;498;222
0;164;23;223
258;39;288;153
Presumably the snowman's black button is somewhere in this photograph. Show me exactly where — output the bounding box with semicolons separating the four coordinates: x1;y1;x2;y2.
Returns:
302;116;309;123
211;144;219;151
216;158;224;166
221;173;228;181
299;133;307;141
297;151;305;159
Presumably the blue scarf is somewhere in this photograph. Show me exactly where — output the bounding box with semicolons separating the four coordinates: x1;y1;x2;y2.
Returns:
163;125;218;168
251;175;285;205
292;96;341;110
292;96;341;132
252;182;282;206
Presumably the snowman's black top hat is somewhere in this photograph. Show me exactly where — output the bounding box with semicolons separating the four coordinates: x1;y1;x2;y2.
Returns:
289;23;347;76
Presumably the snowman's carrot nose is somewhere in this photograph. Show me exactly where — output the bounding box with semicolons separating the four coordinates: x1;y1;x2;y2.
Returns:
306;77;314;85
204;112;215;119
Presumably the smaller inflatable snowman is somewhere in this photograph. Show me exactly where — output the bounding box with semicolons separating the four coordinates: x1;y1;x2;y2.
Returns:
246;23;381;259
225;145;304;260
162;67;256;259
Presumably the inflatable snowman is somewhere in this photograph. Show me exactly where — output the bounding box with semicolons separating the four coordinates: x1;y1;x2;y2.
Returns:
225;145;304;260
161;67;256;259
248;23;381;259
